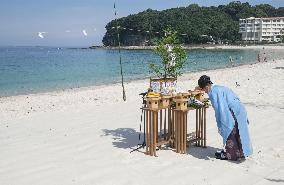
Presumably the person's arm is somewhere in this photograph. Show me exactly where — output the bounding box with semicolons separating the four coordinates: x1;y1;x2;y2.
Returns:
210;89;228;137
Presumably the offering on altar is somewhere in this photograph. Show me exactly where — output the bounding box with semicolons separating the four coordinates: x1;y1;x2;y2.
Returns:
186;89;209;109
195;93;205;101
173;97;188;111
147;91;160;97
150;77;177;95
159;95;172;109
188;89;205;101
188;97;204;108
146;96;161;109
181;92;191;98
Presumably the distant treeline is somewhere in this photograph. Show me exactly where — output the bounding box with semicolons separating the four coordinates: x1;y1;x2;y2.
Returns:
102;1;284;46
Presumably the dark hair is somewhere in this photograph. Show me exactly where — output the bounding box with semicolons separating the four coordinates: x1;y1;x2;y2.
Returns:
198;75;213;88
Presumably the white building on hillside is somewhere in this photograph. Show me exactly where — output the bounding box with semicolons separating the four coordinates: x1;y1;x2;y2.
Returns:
239;17;284;42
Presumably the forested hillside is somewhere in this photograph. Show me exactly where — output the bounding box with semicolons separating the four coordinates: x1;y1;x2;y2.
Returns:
102;1;284;46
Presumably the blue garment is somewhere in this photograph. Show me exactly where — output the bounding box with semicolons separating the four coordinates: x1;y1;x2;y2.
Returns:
208;85;253;156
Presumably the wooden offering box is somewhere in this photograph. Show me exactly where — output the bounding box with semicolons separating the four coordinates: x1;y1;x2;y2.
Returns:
195;93;205;101
181;92;191;99
146;97;161;109
173;97;188;111
159;95;172;109
191;90;205;102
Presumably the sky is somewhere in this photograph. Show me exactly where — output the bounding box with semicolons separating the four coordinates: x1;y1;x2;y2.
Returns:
0;0;283;47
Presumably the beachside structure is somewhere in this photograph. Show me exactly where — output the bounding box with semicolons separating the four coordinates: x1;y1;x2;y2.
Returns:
239;17;284;42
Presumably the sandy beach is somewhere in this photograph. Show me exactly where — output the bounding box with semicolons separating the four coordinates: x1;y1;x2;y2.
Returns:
1;57;284;184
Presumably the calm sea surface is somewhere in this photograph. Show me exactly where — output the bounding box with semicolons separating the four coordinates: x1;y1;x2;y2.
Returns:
0;46;280;97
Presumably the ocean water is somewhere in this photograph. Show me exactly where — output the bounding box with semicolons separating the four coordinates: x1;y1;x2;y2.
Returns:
0;46;273;97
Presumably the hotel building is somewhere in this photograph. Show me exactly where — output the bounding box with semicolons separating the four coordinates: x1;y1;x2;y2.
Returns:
239;17;284;42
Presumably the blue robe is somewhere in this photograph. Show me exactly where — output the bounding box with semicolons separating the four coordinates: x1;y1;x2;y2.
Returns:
208;85;253;157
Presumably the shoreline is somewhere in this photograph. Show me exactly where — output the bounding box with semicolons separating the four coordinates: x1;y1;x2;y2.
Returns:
1;58;283;122
2;45;281;98
90;44;284;50
0;59;260;99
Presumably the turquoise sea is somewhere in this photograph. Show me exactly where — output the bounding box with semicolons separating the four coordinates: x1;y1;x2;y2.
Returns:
0;46;280;97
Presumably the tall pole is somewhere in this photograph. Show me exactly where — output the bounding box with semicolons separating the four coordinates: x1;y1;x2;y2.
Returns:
114;1;126;101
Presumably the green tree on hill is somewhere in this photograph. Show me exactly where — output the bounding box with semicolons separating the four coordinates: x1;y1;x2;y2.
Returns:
102;1;284;46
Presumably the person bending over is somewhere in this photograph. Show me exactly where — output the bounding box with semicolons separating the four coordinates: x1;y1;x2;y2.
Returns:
198;75;253;161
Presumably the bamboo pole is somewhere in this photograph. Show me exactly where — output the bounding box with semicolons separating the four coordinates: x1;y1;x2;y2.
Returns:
146;110;149;154
199;109;201;146
183;111;187;154
153;111;156;156
182;112;184;153
168;108;171;139
156;111;158;149
174;111;178;152
197;109;200;146
171;108;174;142
149;111;153;156
164;109;167;140
114;2;126;101
184;112;187;153
204;108;207;147
171;108;174;147
171;108;174;139
159;110;162;149
143;108;146;146
180;111;184;153
196;109;199;146
179;111;182;153
154;111;158;156
178;111;181;153
201;108;204;147
153;111;155;156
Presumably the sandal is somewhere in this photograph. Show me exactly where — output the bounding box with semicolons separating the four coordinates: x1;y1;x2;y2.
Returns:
215;150;223;158
215;150;228;160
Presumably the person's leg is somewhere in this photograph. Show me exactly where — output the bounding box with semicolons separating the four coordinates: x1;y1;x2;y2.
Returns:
225;120;245;161
225;126;240;161
235;122;245;159
216;110;245;161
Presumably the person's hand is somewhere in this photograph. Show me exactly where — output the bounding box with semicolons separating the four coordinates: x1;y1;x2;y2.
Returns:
195;86;202;91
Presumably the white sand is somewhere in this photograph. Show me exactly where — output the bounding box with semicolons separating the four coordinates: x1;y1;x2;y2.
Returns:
0;59;284;185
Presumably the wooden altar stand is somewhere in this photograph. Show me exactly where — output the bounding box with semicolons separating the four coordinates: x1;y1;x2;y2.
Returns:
194;107;207;148
142;104;208;156
173;107;207;154
143;107;173;156
173;109;188;154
